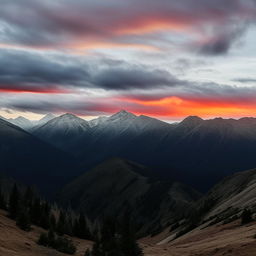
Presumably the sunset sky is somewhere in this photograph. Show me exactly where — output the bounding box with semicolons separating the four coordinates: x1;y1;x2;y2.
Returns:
0;0;256;121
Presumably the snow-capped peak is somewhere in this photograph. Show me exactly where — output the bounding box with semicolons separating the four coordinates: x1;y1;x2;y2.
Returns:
58;113;79;120
39;113;56;123
89;116;108;127
7;116;33;130
109;110;136;121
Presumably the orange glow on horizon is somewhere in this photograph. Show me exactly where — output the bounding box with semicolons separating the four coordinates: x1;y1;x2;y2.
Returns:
118;96;256;119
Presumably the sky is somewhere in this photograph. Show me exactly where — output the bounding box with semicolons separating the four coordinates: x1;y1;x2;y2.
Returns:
0;0;256;121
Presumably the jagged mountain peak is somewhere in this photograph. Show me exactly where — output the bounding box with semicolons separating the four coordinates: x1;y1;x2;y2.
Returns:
39;113;56;121
109;110;136;120
5;115;33;130
89;116;108;127
32;112;90;150
59;113;79;119
43;113;89;127
14;116;30;121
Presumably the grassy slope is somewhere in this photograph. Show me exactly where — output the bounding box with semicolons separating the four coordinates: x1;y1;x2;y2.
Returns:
2;207;256;256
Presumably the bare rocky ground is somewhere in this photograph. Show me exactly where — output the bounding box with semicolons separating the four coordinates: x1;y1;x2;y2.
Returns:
1;209;256;256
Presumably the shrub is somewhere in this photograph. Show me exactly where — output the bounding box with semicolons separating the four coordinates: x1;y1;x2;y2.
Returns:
241;209;253;225
55;236;76;254
16;209;31;231
38;233;49;246
38;230;76;255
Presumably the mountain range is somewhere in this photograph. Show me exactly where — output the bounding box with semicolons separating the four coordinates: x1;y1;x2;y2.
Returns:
2;109;256;193
19;110;256;191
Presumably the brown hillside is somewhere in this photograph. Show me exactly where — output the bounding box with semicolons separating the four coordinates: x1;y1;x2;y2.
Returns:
0;210;92;256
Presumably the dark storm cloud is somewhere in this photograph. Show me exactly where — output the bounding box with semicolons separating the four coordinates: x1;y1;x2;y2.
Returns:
199;37;233;55
0;94;122;115
0;0;255;53
0;49;181;92
0;50;91;91
120;81;256;104
198;24;247;55
93;67;181;90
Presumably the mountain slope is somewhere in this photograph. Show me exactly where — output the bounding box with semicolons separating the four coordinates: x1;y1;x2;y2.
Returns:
3;116;34;130
33;113;90;151
197;168;256;222
76;111;174;171
58;158;200;236
0;118;77;196
146;166;256;252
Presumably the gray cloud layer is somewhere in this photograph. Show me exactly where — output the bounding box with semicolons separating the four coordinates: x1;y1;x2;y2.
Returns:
0;0;255;55
0;49;183;91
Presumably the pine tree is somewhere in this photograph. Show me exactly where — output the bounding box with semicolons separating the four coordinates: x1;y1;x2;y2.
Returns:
9;184;20;219
100;217;117;253
47;228;56;247
0;185;6;210
31;197;41;225
74;213;91;239
120;213;143;256
57;210;67;235
24;186;34;208
50;213;57;230
90;215;143;256
16;208;31;231
40;201;51;229
65;215;74;236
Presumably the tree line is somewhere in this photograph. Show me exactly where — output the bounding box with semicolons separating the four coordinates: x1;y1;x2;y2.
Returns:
0;183;144;255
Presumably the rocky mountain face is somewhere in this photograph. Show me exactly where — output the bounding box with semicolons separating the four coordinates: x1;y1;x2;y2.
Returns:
58;158;201;236
32;113;90;151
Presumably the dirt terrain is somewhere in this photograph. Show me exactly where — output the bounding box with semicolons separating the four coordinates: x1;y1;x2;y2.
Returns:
0;210;92;256
1;209;256;256
141;220;256;256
